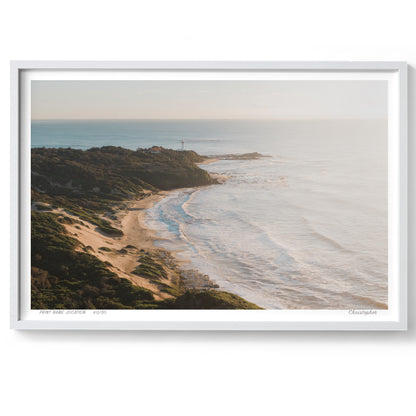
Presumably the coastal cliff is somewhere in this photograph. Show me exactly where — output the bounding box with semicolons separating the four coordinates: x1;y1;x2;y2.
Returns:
31;146;261;310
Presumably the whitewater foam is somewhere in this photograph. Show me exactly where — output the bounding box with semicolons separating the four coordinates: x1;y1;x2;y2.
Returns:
144;120;387;309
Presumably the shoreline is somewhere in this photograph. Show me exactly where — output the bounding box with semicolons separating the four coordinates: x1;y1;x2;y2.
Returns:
31;146;263;310
197;158;229;183
196;157;219;165
55;189;220;301
124;188;222;290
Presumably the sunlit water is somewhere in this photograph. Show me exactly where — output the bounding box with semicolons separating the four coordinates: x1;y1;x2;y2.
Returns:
33;119;388;309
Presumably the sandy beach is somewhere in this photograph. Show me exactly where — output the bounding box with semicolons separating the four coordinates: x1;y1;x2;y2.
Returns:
51;188;218;301
49;192;176;300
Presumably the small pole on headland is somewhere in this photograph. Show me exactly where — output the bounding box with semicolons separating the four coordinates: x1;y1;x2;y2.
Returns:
181;139;185;151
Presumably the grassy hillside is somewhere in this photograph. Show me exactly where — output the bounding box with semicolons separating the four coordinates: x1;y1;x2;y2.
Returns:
32;146;216;235
162;290;262;310
31;146;261;310
32;146;214;198
31;211;156;309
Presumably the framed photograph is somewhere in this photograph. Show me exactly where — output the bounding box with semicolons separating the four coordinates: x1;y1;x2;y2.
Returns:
10;61;407;330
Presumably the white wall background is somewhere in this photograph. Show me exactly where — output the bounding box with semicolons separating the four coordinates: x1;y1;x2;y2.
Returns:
1;1;415;415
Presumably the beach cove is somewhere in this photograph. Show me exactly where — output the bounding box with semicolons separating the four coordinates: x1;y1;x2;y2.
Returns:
45;189;223;301
31;145;261;310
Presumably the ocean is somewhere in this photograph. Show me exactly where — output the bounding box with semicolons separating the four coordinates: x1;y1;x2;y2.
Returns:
32;119;388;309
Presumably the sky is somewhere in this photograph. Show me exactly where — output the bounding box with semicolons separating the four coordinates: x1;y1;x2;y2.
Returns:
31;80;388;120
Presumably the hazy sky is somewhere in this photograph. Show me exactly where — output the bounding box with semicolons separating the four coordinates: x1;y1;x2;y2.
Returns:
31;80;387;120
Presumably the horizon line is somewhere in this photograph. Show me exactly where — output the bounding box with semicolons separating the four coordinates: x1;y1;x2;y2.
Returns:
31;116;388;121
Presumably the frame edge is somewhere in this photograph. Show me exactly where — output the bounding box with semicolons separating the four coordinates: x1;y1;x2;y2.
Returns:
10;61;20;329
10;60;409;331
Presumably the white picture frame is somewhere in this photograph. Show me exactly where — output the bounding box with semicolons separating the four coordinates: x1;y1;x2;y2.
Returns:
10;61;408;330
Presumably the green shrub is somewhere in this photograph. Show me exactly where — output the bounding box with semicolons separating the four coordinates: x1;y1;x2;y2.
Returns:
31;211;155;309
132;255;167;280
99;246;112;252
161;290;262;310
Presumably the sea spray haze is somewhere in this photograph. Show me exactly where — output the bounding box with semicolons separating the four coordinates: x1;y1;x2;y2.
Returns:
33;119;388;309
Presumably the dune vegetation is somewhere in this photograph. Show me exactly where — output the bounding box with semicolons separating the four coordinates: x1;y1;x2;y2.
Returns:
31;146;261;310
